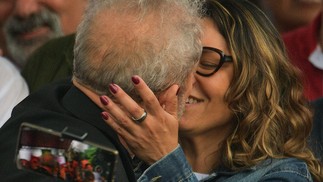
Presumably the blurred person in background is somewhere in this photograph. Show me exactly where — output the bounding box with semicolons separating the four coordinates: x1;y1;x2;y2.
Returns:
21;0;322;92
3;0;87;69
283;1;323;101
249;0;321;33
0;51;28;128
0;0;87;123
0;0;28;128
249;1;323;157
22;34;75;92
282;0;323;163
0;0;14;59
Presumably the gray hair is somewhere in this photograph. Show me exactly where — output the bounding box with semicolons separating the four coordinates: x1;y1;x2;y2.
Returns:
73;0;203;101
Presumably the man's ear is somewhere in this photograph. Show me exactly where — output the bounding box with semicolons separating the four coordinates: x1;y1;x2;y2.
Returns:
157;84;180;117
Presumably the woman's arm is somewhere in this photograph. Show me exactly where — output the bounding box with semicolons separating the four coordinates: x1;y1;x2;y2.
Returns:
99;75;198;181
99;75;179;164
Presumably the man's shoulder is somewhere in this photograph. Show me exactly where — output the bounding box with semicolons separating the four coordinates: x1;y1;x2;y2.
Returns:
21;79;73;105
1;80;72;125
0;80;77;181
0;56;28;99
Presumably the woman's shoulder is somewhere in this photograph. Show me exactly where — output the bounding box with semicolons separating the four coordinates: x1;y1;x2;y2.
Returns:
259;158;312;181
213;158;312;182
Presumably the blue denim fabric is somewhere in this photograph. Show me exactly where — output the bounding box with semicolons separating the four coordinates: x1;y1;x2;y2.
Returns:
138;145;198;181
139;145;313;182
208;158;313;182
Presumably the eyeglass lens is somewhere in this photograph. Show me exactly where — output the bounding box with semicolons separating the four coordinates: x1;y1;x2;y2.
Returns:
197;49;222;76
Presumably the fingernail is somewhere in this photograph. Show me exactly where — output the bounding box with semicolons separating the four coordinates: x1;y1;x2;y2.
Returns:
176;87;180;96
100;96;109;105
131;76;140;84
101;112;109;120
109;84;118;94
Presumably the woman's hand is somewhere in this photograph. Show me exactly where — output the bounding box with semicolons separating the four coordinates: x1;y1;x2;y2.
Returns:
100;75;180;164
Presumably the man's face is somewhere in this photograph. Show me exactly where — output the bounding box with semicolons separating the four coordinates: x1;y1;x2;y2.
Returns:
0;0;14;26
3;0;87;67
0;0;14;52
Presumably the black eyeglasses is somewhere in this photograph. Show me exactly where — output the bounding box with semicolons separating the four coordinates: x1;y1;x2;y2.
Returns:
196;47;233;77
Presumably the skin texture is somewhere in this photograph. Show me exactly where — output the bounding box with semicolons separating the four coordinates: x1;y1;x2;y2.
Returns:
73;0;202;165
99;18;235;173
0;0;13;25
10;0;86;37
99;0;323;180
3;0;87;67
75;77;184;165
179;18;235;173
0;0;14;56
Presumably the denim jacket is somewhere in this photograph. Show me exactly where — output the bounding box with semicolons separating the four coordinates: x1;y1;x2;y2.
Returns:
137;145;313;182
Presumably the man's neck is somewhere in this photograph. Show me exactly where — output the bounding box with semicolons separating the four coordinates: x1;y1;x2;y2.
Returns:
73;79;135;156
72;79;102;108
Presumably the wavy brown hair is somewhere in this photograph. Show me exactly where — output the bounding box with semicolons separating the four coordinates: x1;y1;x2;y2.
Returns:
203;0;322;180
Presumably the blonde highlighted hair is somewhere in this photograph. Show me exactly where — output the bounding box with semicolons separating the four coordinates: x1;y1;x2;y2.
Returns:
203;0;322;180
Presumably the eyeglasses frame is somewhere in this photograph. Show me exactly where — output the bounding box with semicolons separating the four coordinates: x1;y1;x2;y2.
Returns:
196;46;233;77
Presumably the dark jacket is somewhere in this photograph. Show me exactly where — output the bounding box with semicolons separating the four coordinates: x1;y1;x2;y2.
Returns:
22;34;75;93
310;97;323;160
0;80;136;182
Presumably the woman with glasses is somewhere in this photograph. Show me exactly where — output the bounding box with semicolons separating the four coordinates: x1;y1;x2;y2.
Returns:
99;0;323;181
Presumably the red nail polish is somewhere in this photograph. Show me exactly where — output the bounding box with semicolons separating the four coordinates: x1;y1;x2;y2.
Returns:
100;96;109;105
109;84;118;94
101;112;109;120
131;76;140;84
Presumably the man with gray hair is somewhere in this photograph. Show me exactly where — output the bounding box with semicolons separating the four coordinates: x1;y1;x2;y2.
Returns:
3;0;88;68
73;0;201;111
0;0;202;181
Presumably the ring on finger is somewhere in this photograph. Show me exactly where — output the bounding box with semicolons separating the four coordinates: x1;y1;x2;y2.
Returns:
131;110;147;123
